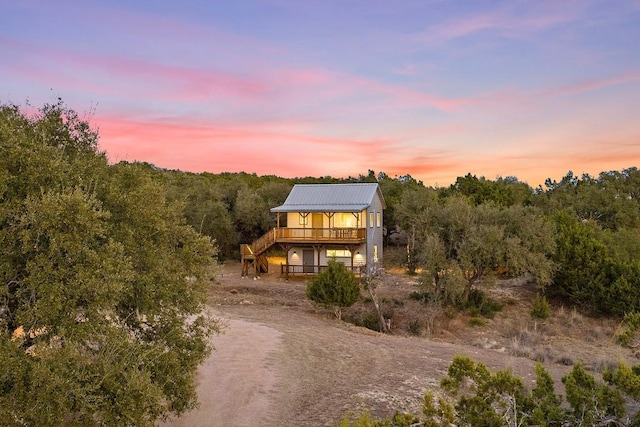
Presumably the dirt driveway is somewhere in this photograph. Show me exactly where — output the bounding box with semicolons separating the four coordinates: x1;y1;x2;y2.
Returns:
162;263;589;427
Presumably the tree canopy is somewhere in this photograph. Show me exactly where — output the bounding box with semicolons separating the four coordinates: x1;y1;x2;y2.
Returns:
0;101;219;425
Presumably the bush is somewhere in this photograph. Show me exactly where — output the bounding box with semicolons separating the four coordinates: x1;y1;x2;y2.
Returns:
345;308;381;331
408;291;430;303
307;260;360;319
465;289;503;318
619;312;640;347
531;294;551;319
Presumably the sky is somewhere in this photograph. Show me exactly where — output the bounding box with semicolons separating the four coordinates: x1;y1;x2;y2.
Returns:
2;1;640;188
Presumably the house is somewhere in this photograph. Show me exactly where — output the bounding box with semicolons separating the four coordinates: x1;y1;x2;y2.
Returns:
240;183;386;278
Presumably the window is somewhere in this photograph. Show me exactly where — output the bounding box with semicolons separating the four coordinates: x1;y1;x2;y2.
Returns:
373;245;378;263
376;212;381;227
334;213;357;228
369;212;374;228
326;249;351;258
299;213;308;225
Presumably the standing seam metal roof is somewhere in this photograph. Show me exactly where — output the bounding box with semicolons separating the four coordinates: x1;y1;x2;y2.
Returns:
270;183;385;212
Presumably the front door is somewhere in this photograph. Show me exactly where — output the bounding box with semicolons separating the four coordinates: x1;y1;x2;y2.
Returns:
303;249;314;273
312;213;323;238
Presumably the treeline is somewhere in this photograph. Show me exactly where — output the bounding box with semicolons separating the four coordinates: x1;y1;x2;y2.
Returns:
139;163;640;316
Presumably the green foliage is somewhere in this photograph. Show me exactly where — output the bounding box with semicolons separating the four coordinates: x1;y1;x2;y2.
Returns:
531;293;551;319
604;362;640;400
551;211;640;315
539;169;640;231
619;312;640;347
467;317;485;327
307;260;360;319
0;102;219;425
409;290;431;303
443;173;534;207
422;391;456;427
562;363;625;425
465;289;503;318
337;409;419;427
398;192;555;305
340;356;638;427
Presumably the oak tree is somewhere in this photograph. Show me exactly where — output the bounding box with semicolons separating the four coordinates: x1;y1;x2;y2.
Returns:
0;101;219;426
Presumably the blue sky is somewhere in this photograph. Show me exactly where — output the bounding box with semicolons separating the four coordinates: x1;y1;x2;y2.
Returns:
2;0;639;187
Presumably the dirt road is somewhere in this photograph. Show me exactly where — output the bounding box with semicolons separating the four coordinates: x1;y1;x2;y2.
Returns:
163;263;599;427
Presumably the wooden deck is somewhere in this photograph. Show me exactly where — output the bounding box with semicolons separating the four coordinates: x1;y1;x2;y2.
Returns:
242;227;366;258
240;227;366;277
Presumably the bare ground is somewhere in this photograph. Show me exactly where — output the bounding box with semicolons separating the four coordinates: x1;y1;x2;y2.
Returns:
163;261;637;427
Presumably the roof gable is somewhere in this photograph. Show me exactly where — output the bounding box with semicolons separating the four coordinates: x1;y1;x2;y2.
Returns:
271;183;385;213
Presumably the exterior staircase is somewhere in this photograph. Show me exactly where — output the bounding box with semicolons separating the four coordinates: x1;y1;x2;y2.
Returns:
240;229;277;277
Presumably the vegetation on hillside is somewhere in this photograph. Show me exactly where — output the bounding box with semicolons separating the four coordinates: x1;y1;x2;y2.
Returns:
111;150;640;318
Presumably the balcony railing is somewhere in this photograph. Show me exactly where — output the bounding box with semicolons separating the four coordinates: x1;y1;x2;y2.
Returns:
280;263;366;276
274;227;366;242
241;227;367;261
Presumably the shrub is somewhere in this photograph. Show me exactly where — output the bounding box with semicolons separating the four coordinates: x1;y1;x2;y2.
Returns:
408;291;430;303
619;312;640;347
531;294;551;319
468;317;485;327
465;289;502;318
307;260;360;319
345;308;381;331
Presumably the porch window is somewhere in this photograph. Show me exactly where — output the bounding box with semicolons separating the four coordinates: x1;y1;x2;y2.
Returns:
326;249;352;258
334;213;357;228
299;213;309;225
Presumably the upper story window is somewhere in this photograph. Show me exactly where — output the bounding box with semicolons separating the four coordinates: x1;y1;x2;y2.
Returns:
369;212;374;228
334;213;358;228
376;212;381;227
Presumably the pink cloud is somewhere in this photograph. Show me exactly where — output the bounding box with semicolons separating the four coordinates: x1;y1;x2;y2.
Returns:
413;1;583;45
95;114;416;175
537;71;640;100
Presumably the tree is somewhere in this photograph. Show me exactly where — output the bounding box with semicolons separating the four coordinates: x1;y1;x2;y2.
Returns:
234;184;274;242
550;211;640;315
361;264;390;333
407;196;555;305
395;186;440;274
443;173;533;207
0;101;219;425
307;260;360;319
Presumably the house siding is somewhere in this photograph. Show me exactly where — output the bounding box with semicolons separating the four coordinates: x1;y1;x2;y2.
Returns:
365;193;385;269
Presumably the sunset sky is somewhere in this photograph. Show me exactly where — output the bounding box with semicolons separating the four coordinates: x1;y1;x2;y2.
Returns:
2;1;640;187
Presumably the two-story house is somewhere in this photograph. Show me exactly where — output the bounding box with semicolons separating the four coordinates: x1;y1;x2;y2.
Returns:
240;183;385;278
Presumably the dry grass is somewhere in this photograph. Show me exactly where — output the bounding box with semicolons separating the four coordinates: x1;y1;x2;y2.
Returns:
349;265;638;373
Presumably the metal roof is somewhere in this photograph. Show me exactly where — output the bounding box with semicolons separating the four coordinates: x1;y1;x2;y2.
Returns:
271;183;385;213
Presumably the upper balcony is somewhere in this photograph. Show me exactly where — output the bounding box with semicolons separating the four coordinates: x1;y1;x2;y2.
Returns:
242;227;367;259
274;227;366;243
